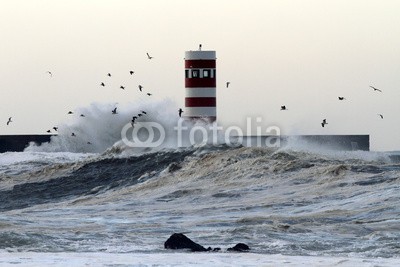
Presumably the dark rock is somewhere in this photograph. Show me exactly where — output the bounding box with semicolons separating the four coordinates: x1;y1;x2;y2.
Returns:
227;243;250;252
278;224;290;230
213;247;221;252
164;233;208;252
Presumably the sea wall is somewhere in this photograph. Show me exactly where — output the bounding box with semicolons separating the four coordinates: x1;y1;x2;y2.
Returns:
0;134;370;153
236;135;370;151
0;135;53;153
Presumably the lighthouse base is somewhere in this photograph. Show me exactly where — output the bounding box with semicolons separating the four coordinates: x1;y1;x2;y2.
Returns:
184;116;216;123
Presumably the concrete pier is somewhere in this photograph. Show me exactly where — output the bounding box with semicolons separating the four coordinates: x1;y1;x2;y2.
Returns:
0;135;53;153
234;135;370;151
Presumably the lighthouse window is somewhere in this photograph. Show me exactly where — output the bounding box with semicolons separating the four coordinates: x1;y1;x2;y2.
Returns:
192;69;199;78
203;69;210;78
185;70;189;78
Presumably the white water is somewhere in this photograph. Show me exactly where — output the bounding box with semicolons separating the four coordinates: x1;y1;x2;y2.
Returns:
0;252;398;267
25;99;182;153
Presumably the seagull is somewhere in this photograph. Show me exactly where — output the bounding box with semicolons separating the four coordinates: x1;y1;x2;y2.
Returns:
226;82;230;88
68;111;73;114
378;114;384;119
146;52;153;59
46;71;52;77
178;108;183;117
6;117;12;125
280;106;287;111
321;119;328;127
71;133;76;137
112;107;117;114
120;86;125;90
147;93;152;96
107;73;112;77
46;130;51;133
338;97;346;100
100;82;105;87
370;86;382;92
138;114;143;117
53;127;58;131
141;110;147;114
80;114;85;117
130;71;134;75
138;85;143;92
131;116;137;125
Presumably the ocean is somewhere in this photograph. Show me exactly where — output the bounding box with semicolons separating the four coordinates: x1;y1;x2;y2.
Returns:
0;102;400;266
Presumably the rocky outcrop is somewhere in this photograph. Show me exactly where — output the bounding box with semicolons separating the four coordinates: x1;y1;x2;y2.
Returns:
227;243;250;252
164;233;208;252
164;233;249;253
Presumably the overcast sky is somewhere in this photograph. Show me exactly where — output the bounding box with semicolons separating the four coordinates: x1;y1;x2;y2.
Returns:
0;0;399;151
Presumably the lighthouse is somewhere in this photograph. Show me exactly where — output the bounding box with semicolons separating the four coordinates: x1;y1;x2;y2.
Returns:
184;47;216;122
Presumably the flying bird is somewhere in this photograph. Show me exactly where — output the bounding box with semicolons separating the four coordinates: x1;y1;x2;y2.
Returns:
120;86;125;90
280;106;287;111
370;86;382;92
141;110;147;114
378;114;384;119
71;133;76;137
46;130;51;133
112;107;117;114
68;111;73;114
147;93;152;96
80;114;85;117
338;97;346;100
138;114;143;117
138;85;143;92
6;117;12;125
53;127;58;131
87;141;92;145
178;108;183;117
107;73;112;77
146;52;153;59
131;117;137;126
100;82;105;87
46;71;52;77
321;119;328;127
130;71;134;75
226;82;230;88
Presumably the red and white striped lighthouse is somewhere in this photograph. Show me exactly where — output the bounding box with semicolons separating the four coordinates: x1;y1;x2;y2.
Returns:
184;48;216;122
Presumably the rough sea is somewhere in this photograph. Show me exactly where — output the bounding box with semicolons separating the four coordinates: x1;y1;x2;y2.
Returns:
1;101;399;266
